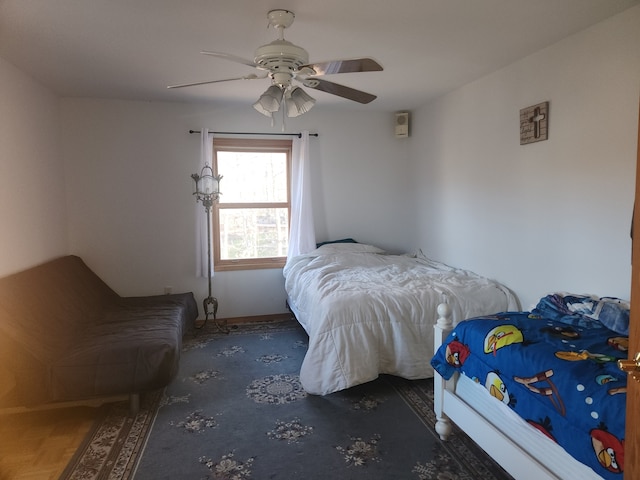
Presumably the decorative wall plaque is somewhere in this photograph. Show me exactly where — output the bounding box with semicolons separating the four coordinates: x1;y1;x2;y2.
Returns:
520;101;549;145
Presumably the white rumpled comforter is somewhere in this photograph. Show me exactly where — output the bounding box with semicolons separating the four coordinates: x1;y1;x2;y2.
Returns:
283;243;519;395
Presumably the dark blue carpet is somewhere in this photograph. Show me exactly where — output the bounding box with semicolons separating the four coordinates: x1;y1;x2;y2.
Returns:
62;320;513;480
132;320;511;480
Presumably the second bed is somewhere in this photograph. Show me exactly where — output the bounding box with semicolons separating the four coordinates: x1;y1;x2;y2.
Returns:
284;242;519;395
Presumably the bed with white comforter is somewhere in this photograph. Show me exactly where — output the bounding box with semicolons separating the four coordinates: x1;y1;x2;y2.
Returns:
283;243;519;395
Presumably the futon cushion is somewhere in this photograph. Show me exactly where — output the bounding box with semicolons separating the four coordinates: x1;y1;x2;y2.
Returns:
51;305;185;400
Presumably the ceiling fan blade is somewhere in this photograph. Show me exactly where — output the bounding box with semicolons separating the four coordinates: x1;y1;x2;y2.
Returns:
302;58;383;76
200;51;259;69
167;73;266;89
302;78;377;104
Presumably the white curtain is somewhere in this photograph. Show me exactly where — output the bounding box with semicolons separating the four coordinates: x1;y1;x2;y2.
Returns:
288;130;316;259
195;128;214;277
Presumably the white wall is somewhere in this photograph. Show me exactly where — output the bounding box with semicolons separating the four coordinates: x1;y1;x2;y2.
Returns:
410;6;640;309
60;100;411;318
0;57;68;276
6;6;638;319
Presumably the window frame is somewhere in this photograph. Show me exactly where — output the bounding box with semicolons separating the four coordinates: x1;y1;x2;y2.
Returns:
212;137;292;271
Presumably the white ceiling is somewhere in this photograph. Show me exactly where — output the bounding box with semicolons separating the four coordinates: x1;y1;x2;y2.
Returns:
0;0;638;113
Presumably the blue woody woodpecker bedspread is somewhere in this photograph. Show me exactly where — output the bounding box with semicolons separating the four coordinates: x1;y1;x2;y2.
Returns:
431;309;628;479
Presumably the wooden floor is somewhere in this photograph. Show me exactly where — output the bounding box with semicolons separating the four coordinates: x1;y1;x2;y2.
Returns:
0;406;96;480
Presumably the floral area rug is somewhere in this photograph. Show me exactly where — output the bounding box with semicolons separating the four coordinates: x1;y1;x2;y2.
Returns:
62;320;513;480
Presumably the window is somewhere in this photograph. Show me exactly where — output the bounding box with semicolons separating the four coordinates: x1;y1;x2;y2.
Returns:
212;138;291;271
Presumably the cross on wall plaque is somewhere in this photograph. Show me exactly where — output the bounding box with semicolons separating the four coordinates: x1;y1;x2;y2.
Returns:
520;101;549;145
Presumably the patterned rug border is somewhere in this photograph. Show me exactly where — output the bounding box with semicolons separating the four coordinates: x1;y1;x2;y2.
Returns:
196;318;301;337
60;389;163;480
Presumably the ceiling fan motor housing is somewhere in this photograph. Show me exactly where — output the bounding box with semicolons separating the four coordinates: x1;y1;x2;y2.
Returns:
254;40;310;88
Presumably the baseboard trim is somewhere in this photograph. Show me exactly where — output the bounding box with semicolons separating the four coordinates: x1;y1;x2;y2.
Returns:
194;312;294;329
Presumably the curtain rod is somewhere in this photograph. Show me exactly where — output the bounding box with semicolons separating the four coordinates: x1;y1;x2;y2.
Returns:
189;130;318;138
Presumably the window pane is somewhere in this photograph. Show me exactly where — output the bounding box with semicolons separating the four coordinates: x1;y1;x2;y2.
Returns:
217;151;287;203
219;208;289;259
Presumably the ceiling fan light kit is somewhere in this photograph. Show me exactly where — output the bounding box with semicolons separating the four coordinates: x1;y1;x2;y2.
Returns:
253;85;284;116
168;9;383;124
285;87;316;118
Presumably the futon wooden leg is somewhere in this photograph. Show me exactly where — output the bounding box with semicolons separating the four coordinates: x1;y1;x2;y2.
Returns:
129;393;140;416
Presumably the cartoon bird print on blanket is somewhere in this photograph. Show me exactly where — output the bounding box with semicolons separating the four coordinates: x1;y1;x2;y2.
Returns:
481;324;567;415
542;330;626;473
484;324;523;355
513;369;566;416
484;371;516;407
480;325;523;408
590;426;625;474
444;340;471;367
554;349;627;396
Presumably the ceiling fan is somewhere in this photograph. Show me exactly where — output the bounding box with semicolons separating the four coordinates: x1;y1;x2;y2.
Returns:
167;9;383;119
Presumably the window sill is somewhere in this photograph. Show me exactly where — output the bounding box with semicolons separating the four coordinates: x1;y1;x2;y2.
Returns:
215;259;286;271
